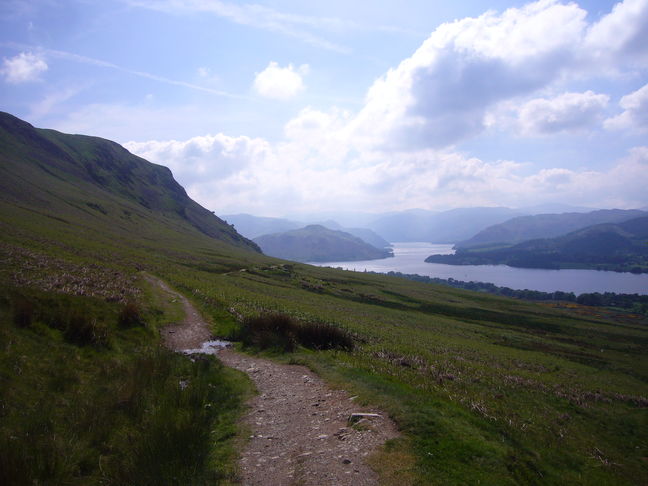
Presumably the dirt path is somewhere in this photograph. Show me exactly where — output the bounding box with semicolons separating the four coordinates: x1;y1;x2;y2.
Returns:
145;275;212;350
149;275;399;485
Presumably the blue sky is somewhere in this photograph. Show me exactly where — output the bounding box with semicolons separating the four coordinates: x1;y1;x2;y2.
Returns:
1;0;647;216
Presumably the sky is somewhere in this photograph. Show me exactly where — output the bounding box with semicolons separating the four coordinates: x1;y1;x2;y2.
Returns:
1;0;648;217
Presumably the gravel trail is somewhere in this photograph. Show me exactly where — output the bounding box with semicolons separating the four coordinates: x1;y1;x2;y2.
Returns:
150;275;399;485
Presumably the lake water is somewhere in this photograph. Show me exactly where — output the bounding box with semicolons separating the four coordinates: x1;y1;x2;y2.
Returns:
310;242;648;295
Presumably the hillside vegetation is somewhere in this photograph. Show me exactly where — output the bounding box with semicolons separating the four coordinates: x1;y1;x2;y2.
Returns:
1;113;647;485
457;209;646;249
427;216;648;273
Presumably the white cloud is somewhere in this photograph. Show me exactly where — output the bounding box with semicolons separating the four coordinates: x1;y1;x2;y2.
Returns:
605;83;648;132
517;91;609;135
124;106;648;214
348;0;589;150
585;0;648;67
124;133;271;185
1;51;47;83
253;62;308;100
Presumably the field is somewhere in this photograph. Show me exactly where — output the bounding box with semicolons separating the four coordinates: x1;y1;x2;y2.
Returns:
1;197;646;485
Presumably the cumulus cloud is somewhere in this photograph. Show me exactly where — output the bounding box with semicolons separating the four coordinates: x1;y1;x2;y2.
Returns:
517;91;609;135
343;0;648;151
605;83;648;132
124;133;272;185
349;0;588;149
585;0;648;67
124;105;648;214
1;51;47;83
253;62;308;100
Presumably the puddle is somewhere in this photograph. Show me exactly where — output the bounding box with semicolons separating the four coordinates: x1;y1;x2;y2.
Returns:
182;340;232;355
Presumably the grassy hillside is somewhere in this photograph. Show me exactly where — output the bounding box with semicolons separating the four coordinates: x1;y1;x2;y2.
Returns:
457;209;646;249
253;224;393;262
0;111;259;254
1;114;647;485
427;216;648;273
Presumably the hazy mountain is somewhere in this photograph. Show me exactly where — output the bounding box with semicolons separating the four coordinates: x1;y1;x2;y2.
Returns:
457;209;647;249
342;227;390;249
0;111;260;252
426;216;648;273
253;225;393;262
366;207;523;243
519;203;595;215
223;213;302;239
224;213;390;249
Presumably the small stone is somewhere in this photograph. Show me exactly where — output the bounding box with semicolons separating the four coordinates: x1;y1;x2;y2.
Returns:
342;459;352;464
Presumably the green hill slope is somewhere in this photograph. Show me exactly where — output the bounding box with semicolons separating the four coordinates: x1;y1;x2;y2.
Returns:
427;216;648;273
456;209;646;249
253;224;393;262
0;111;259;253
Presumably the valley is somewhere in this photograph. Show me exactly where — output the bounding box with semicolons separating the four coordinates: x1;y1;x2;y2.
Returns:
1;113;647;485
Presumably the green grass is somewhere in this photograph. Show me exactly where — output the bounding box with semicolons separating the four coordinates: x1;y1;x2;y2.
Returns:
0;284;249;485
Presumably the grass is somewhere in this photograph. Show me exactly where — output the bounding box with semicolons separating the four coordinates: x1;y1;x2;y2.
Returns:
0;284;249;485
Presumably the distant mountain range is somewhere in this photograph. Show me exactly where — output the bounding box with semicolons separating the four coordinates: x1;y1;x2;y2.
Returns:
457;209;647;249
426;216;648;273
0;111;259;253
357;207;525;243
253;225;393;263
223;213;390;250
230;207;525;244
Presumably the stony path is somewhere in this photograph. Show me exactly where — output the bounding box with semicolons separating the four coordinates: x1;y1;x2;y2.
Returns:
217;349;399;486
149;274;399;485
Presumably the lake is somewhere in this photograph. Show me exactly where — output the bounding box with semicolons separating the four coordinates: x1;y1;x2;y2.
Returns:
310;242;648;295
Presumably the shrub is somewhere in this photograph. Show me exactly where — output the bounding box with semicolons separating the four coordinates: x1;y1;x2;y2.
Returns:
118;300;145;328
297;321;354;351
240;313;298;352
63;311;110;348
11;294;34;328
239;312;354;352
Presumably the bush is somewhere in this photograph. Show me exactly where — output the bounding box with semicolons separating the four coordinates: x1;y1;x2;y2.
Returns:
297;321;354;351
118;301;145;328
239;312;354;352
11;294;34;328
240;313;299;352
63;312;110;348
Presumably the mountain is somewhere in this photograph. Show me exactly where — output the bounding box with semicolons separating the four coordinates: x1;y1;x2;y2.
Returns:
341;227;390;249
223;213;302;239
426;216;648;273
0;111;259;253
224;213;390;249
520;203;595;214
367;207;524;243
253;225;393;262
456;209;647;249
